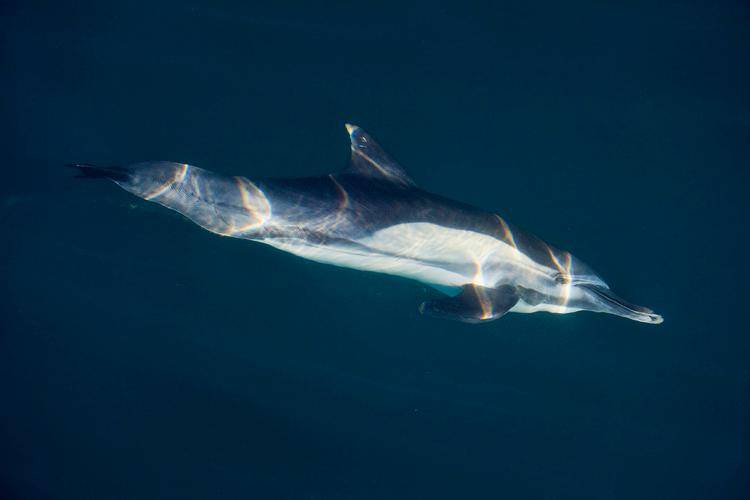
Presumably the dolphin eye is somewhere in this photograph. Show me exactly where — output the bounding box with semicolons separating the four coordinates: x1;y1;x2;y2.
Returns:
554;273;570;284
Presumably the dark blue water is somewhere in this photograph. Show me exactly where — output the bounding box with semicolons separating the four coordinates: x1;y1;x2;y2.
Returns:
2;2;748;498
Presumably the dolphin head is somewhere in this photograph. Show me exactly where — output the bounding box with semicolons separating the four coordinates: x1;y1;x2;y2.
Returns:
541;254;664;324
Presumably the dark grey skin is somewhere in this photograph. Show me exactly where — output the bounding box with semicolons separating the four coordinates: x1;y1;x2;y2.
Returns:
71;124;662;324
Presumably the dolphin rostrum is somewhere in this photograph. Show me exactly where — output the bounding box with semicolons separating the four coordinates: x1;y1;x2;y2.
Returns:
71;124;663;324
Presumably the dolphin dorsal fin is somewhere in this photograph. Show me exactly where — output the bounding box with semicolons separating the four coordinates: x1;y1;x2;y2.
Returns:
343;124;415;187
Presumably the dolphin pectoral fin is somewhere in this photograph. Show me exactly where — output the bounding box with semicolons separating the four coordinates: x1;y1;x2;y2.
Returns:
419;284;519;323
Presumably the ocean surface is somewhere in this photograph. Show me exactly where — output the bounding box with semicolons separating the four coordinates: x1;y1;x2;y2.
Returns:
2;2;748;499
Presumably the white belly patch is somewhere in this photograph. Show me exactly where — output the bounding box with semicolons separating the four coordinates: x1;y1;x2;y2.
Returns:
263;222;550;288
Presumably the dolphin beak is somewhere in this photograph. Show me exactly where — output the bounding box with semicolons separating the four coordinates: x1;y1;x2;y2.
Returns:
578;284;664;324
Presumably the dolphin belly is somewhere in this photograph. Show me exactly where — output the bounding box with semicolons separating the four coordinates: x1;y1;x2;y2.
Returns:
263;236;471;286
262;222;555;291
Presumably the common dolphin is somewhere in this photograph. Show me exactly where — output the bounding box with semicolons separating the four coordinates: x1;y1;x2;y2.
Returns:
71;124;663;324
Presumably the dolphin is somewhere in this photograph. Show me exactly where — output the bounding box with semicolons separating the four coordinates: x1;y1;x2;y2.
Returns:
71;124;663;324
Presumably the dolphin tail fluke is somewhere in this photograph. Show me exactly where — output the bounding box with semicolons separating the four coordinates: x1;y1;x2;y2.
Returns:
67;163;131;182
